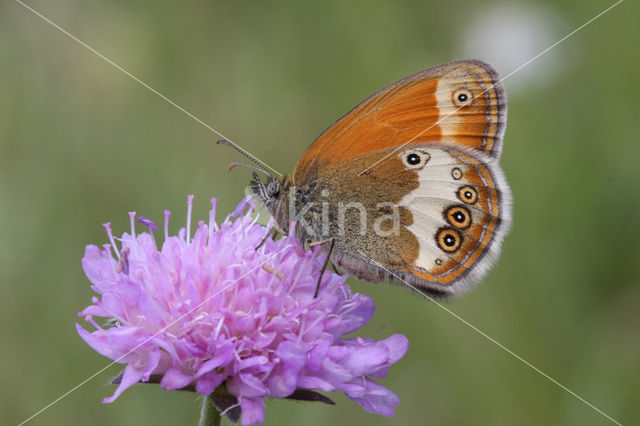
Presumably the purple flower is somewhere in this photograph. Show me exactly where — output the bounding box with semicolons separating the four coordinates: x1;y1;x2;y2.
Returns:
77;196;409;425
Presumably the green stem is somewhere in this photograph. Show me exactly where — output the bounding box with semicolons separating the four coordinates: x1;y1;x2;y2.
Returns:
198;395;221;426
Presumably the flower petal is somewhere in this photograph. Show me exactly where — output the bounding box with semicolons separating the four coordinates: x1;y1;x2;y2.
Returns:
383;334;410;364
103;364;144;403
227;373;267;398
195;372;225;395
160;367;193;390
239;396;265;425
341;377;400;417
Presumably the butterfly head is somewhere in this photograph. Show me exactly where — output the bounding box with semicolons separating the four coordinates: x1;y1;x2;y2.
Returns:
250;172;280;207
217;139;295;233
250;172;294;234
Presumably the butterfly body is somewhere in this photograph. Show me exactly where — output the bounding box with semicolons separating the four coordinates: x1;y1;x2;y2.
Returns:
251;60;511;298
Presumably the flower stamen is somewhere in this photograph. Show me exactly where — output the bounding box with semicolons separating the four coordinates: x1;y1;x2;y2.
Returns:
116;247;130;275
214;317;225;340
209;198;218;243
164;210;171;242
128;212;137;237
102;222;120;259
186;194;194;244
138;217;158;232
261;264;284;279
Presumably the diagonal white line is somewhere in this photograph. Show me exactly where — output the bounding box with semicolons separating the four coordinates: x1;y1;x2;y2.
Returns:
492;0;623;86
13;1;626;424
17;244;290;426
356;250;623;426
358;0;624;176
14;0;283;177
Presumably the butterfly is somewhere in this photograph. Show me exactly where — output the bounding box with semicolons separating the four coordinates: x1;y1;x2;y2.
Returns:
223;60;511;298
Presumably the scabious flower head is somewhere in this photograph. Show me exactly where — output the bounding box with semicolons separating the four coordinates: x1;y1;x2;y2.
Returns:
77;196;409;425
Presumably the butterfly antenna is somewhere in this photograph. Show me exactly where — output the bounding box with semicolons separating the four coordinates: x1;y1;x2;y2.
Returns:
228;162;272;177
218;139;273;178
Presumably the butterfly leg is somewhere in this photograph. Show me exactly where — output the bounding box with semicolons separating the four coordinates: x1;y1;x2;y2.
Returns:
255;228;279;250
314;238;335;299
330;261;344;276
307;238;333;247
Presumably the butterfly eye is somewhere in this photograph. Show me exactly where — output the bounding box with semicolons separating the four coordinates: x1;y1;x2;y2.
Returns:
436;227;462;253
402;150;430;169
266;181;279;197
453;89;473;107
457;185;478;204
444;205;472;229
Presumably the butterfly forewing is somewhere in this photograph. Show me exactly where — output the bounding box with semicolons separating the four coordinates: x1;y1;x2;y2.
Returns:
294;60;507;184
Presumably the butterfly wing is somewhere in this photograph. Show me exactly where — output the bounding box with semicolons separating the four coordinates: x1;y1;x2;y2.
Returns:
289;60;510;296
312;144;511;297
393;145;511;295
293;60;507;183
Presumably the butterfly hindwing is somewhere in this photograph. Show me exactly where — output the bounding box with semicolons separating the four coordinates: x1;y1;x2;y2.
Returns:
299;144;510;297
396;145;511;294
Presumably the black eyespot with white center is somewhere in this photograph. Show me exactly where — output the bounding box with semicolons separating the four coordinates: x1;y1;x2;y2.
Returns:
400;149;430;169
453;88;473;107
407;153;421;165
436;227;462;253
457;185;478;204
444;205;472;229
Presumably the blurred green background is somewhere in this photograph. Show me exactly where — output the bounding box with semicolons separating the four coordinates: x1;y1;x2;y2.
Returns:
2;0;638;425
